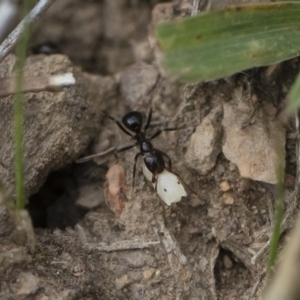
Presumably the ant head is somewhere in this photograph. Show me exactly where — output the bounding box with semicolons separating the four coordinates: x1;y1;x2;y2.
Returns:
122;111;143;133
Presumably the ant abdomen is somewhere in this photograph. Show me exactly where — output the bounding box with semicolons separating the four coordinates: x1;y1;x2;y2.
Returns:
144;152;165;175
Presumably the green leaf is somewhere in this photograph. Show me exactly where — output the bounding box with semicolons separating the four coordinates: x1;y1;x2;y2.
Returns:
287;72;300;113
155;2;300;82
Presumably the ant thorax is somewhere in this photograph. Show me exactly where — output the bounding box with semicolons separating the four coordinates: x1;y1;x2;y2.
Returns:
140;141;153;154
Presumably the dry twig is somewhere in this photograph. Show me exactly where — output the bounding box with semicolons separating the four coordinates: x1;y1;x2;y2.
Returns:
154;216;188;269
76;147;116;163
84;240;160;252
0;73;75;97
0;0;56;64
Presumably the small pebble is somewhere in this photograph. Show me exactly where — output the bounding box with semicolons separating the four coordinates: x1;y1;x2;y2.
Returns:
189;196;205;207
188;227;201;234
223;255;233;269
223;208;230;216
116;275;130;290
199;257;208;273
211;227;217;237
72;264;83;273
220;181;230;192
207;208;220;218
223;192;234;205
130;271;142;282
285;173;295;188
181;269;192;281
238;178;250;192
143;269;154;281
16;273;40;296
131;284;145;299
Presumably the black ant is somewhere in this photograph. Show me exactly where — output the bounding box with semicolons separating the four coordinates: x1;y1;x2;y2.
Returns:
108;109;178;187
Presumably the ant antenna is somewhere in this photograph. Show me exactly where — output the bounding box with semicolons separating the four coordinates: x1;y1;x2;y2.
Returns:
144;108;152;134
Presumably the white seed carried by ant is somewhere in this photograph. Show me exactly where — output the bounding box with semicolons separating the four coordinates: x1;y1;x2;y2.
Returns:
142;162;187;206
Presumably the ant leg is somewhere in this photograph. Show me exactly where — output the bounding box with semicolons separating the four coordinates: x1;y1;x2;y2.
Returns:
113;153;119;164
144;108;152;134
76;146;116;163
132;152;142;188
152;173;156;184
155;148;172;170
106;114;134;137
152;173;158;191
115;144;136;153
149;127;181;140
146;74;161;97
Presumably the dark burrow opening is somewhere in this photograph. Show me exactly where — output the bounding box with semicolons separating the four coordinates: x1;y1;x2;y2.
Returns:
26;161;107;230
214;248;251;297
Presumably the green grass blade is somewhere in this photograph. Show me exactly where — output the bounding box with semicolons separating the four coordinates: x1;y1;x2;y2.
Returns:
155;2;300;82
267;160;285;275
14;0;33;210
287;73;300;113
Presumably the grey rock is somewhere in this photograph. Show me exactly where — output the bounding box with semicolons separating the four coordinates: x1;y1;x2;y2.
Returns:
222;101;286;184
0;247;31;272
185;106;223;175
15;272;40;296
115;274;131;290
119;251;156;268
0;54;116;199
76;183;105;209
131;284;145;299
0;188;14;236
223;255;233;269
120;62;158;109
